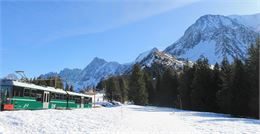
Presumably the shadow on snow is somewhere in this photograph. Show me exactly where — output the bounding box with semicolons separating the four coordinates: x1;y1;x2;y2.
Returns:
126;105;260;125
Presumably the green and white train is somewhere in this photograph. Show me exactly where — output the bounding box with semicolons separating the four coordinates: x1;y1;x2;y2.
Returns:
0;79;92;111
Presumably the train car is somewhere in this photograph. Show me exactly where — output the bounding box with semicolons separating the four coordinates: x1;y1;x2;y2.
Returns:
0;79;92;111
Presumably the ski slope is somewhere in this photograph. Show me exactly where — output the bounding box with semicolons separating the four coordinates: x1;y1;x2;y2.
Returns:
0;105;259;134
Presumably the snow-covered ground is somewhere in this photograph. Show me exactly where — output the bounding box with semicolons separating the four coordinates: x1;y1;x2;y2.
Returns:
0;105;259;134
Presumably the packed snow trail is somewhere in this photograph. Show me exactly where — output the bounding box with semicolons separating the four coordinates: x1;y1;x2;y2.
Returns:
0;105;259;134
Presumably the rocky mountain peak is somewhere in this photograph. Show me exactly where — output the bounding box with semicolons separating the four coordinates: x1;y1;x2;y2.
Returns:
88;57;107;67
164;14;259;63
135;47;159;63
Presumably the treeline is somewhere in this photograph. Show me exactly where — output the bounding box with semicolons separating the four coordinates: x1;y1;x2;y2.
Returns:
97;76;129;103
97;40;259;119
27;76;74;91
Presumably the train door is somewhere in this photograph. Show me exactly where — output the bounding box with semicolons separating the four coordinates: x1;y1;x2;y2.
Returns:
43;91;50;109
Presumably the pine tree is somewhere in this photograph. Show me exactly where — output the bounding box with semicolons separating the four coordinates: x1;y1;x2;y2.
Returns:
105;77;120;102
118;77;128;103
69;85;74;92
35;77;40;85
230;58;249;117
216;57;232;114
105;77;113;101
96;81;106;90
129;64;148;105
209;63;221;112
32;77;36;84
191;57;212;111
65;83;69;91
47;77;55;88
154;73;162;105
29;78;33;83
79;89;86;93
143;70;156;105
39;77;47;86
246;39;259;118
54;77;64;89
178;63;195;110
157;67;178;107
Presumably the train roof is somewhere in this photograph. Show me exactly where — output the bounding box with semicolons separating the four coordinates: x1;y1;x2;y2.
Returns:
0;79;92;98
67;91;92;98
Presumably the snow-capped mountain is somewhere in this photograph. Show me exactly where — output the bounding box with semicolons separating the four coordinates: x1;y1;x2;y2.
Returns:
4;73;19;80
41;50;187;90
135;48;159;63
41;13;259;90
229;13;260;32
135;47;189;70
77;57;130;88
164;14;259;63
41;57;131;91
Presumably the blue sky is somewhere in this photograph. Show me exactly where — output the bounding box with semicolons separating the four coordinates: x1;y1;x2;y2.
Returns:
1;0;260;78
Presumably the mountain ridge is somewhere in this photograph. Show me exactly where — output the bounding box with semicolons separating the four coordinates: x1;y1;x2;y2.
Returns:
38;13;260;91
164;14;259;63
40;48;187;90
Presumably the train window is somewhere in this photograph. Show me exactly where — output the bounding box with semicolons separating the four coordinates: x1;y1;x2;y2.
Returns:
55;94;59;99
24;88;30;97
64;94;68;100
60;94;63;100
31;90;37;97
53;94;66;100
1;85;12;100
60;94;64;100
51;93;55;99
75;99;81;104
13;86;24;97
74;96;81;104
16;89;21;97
69;96;74;100
58;94;62;100
84;97;92;104
35;90;43;101
36;90;43;97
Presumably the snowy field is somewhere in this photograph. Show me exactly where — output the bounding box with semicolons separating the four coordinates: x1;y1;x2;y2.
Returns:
0;105;259;134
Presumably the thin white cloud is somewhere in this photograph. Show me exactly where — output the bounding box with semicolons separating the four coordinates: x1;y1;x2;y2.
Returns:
41;0;201;44
120;0;201;24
